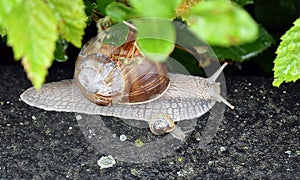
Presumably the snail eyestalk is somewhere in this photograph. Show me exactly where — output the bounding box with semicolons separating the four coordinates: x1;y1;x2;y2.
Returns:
207;62;234;109
209;62;228;83
209;89;235;109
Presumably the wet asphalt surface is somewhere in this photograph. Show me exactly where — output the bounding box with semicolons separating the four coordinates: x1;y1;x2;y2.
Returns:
0;64;299;179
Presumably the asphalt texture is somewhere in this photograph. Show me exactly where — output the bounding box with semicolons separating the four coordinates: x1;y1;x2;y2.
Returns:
0;64;299;179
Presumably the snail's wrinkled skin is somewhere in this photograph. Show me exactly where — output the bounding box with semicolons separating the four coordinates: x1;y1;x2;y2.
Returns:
20;63;234;140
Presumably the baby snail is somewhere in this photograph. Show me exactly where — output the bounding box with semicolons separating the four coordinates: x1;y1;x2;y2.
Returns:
20;27;234;141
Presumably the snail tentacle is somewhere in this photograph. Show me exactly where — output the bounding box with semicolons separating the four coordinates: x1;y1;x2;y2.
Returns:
207;62;234;109
208;62;228;83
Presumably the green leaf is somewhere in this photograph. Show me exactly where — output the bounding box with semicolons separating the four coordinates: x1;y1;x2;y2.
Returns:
0;1;22;37
103;22;129;46
54;39;68;62
273;18;300;87
0;25;6;37
129;0;181;19
231;0;254;6
0;0;21;23
96;0;115;15
84;1;98;17
213;26;274;61
105;2;133;23
133;18;176;62
5;0;58;88
48;0;86;48
185;0;259;47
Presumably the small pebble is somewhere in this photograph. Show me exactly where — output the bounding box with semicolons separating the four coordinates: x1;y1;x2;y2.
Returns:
220;146;226;152
120;134;127;141
285;150;292;155
97;155;116;169
75;115;82;120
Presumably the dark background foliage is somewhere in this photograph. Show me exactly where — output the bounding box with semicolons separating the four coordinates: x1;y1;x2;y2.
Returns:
1;0;299;77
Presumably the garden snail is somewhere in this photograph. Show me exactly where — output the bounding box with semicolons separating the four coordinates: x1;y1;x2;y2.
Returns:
20;28;234;140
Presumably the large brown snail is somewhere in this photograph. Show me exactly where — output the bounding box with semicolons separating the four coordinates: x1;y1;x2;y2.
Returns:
20;25;234;140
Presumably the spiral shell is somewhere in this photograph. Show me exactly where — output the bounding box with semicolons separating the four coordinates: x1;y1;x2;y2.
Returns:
149;113;176;135
74;32;170;106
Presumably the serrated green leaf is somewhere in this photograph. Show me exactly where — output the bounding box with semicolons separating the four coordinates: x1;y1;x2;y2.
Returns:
129;0;181;19
185;0;259;47
213;26;274;61
0;0;21;22
0;0;22;37
48;0;86;48
5;0;58;88
134;18;176;62
105;2;133;23
231;0;253;6
273;18;300;87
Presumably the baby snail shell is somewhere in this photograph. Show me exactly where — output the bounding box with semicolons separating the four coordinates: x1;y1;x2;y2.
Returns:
149;113;176;135
74;32;170;106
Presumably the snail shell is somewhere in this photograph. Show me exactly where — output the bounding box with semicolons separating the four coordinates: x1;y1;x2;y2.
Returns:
74;35;170;106
149;113;176;135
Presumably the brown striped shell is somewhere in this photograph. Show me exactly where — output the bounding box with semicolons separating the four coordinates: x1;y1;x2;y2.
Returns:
74;33;170;106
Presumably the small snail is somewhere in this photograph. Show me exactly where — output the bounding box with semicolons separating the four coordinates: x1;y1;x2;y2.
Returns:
149;114;176;135
20;28;234;140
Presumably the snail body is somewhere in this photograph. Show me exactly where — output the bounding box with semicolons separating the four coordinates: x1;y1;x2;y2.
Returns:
20;29;234;140
21;65;232;120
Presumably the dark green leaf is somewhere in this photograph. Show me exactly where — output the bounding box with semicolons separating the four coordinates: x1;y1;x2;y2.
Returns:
54;39;68;62
231;0;254;6
185;0;259;47
212;26;274;61
273;18;300;87
96;0;114;15
105;2;133;22
84;1;98;16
